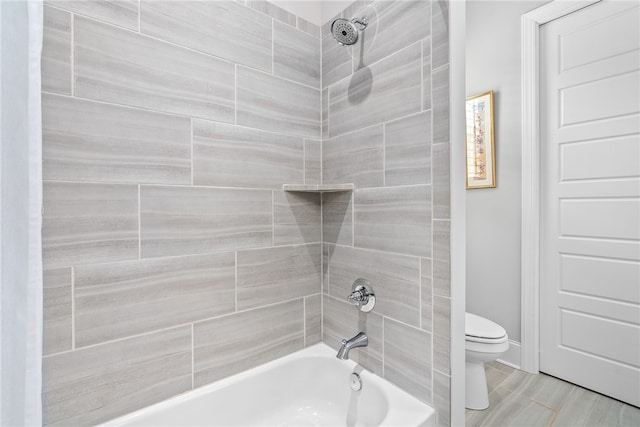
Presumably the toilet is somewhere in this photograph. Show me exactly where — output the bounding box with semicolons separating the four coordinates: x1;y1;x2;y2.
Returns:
465;312;509;410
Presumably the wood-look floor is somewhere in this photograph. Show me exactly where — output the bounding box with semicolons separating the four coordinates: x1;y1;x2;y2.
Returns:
466;361;640;427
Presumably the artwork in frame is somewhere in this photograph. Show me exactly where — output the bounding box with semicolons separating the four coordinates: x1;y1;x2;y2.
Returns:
465;90;496;189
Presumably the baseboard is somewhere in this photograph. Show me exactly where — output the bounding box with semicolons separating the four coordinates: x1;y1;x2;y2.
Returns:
496;340;521;370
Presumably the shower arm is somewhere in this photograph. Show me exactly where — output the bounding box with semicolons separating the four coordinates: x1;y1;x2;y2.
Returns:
351;17;368;30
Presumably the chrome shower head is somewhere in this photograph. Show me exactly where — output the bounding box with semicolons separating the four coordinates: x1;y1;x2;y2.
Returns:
331;16;368;46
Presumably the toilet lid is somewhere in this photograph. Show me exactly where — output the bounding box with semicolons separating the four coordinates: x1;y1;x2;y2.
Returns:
465;312;507;342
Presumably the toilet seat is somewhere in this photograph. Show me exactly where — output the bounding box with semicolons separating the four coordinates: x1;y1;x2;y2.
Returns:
465;312;507;343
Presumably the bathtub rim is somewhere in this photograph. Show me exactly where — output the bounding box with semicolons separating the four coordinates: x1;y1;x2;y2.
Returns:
99;342;435;427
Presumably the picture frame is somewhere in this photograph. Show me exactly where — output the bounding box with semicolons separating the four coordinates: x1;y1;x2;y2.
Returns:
465;90;496;189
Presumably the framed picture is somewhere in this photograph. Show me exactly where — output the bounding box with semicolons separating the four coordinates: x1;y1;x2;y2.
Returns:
465;90;496;189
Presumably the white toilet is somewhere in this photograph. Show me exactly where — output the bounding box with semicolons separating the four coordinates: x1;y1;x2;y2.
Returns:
465;312;509;410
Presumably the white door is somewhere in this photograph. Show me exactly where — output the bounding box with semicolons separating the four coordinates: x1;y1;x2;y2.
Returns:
540;0;640;407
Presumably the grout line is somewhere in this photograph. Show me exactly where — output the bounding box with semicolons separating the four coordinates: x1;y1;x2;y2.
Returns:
72;12;321;92
44;178;297;192
41;90;320;141
271;19;275;74
137;0;141;33
46;296;316;357
234;64;238;125
302;140;306;184
71;266;75;349
325;107;435;142
236;62;322;91
271;191;275;246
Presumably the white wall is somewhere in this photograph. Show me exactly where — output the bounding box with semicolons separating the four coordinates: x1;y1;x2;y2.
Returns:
270;0;357;28
465;0;547;344
271;0;322;25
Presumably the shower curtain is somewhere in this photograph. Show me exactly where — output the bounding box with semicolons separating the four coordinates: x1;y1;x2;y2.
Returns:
0;0;44;425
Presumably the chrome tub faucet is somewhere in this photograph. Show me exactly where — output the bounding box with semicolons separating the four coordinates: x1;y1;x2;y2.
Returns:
336;332;368;360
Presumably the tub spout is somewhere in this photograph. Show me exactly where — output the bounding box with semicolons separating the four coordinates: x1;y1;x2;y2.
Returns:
336;332;368;360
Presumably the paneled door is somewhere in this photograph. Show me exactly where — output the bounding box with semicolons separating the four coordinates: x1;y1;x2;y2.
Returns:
539;0;640;406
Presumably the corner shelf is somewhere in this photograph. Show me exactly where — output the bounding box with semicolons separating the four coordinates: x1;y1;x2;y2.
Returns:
282;184;354;193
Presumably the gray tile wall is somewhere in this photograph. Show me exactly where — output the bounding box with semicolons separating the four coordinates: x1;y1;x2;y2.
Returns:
41;0;450;425
41;1;322;424
321;1;451;425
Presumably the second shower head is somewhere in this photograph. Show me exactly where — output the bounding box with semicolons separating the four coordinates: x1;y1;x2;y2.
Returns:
331;16;368;46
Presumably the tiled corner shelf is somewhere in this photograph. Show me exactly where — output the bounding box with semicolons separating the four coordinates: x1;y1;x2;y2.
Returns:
282;184;355;193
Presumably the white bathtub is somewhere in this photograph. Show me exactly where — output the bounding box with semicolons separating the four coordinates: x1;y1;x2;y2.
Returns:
101;343;435;427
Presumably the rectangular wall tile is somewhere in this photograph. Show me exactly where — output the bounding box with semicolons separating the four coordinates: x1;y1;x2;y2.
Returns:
248;0;296;26
329;42;422;137
322;192;353;246
323;295;383;375
42;6;71;95
46;0;138;30
434;295;450;374
140;186;272;258
304;139;321;185
434;258;451;298
421;257;433;332
75;17;235;122
237;244;321;310
434;295;450;339
354;185;432;257
432;65;450;144
384;318;432;403
273;191;321;245
274;21;321;88
305;294;322;346
354;1;430;67
327;245;420;326
43;268;72;355
323;125;384;188
433;142;451;219
237;67;321;139
423;36;432;111
43;326;191;426
43;182;138;268
322;88;329;138
194;299;304;386
433;220;450;261
75;253;235;347
43;93;191;185
323;243;330;294
193;120;303;189
384;111;431;186
322;12;340;37
433;370;451;427
140;0;272;72
322;32;352;89
432;0;449;69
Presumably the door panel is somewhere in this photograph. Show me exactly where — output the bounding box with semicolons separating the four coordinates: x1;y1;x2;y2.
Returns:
540;0;640;407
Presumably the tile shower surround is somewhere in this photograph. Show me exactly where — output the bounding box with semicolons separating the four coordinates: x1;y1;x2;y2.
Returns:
41;1;450;426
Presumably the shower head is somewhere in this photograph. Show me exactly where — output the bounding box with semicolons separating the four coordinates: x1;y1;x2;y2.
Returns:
331;16;368;46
